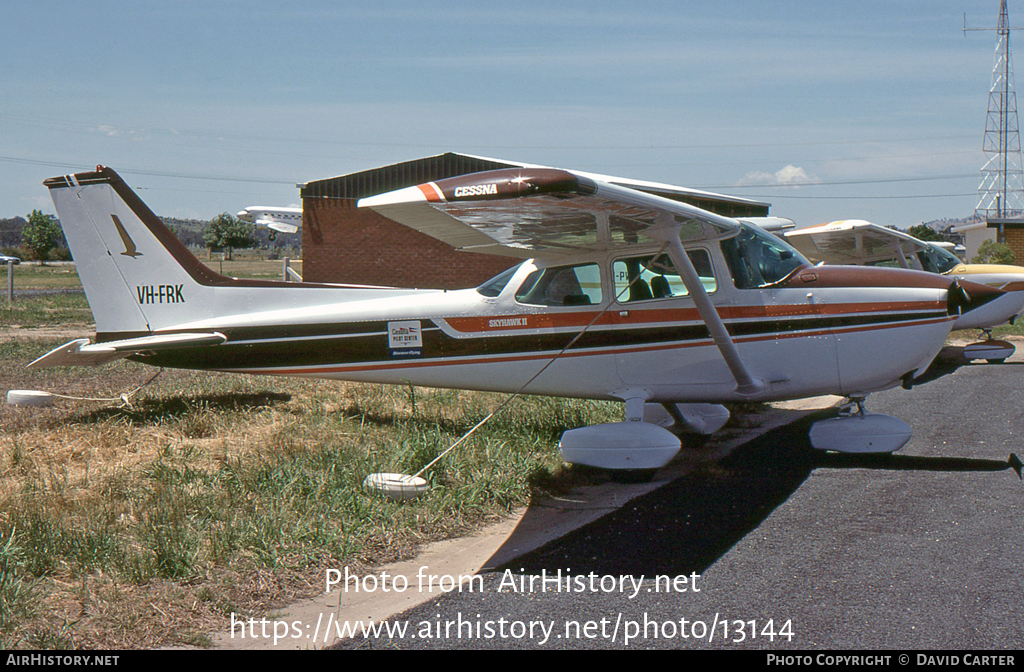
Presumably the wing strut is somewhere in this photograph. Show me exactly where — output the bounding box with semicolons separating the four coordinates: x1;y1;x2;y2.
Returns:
665;236;766;396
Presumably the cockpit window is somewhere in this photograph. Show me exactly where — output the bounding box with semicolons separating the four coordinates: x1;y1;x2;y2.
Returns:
476;264;522;298
514;263;603;306
720;223;809;289
917;244;961;274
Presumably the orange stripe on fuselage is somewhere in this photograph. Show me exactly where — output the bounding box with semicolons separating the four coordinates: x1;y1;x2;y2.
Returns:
443;301;946;333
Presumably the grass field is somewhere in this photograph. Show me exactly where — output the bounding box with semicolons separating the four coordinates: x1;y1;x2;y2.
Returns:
0;261;621;649
1;346;618;648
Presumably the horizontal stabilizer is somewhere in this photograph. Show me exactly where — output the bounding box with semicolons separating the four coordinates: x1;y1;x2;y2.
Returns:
28;332;227;369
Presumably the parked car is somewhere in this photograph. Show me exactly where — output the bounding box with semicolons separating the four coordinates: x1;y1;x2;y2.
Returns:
0;254;20;265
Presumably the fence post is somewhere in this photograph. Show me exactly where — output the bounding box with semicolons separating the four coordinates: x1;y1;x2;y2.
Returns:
282;258;301;282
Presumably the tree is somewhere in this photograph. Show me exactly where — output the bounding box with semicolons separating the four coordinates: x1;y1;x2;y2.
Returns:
22;210;63;262
972;239;1016;265
203;213;255;260
907;224;944;242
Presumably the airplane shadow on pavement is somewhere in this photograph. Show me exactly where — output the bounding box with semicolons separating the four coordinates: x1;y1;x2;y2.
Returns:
489;412;828;578
489;406;1022;580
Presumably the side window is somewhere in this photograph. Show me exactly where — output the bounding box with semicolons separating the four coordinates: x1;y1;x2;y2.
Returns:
612;250;716;303
515;263;603;306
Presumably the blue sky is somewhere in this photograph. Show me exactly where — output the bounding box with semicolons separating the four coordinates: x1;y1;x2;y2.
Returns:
0;1;1014;228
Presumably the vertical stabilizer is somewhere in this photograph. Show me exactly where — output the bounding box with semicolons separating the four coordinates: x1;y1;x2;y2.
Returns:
45;167;226;337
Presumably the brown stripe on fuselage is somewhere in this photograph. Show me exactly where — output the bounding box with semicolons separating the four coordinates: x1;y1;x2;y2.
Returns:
129;300;951;373
226;314;957;377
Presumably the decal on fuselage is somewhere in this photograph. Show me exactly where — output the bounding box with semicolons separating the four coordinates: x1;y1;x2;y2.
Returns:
111;215;142;258
137;284;185;304
388;320;423;357
488;317;529;329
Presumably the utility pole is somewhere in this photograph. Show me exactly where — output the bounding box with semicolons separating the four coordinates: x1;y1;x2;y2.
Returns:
968;0;1024;230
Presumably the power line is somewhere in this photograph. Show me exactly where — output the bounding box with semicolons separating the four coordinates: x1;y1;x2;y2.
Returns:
0;155;295;185
702;173;976;190
751;192;976;201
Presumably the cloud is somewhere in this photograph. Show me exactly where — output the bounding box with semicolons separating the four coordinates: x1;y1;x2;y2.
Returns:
90;124;150;142
740;165;820;186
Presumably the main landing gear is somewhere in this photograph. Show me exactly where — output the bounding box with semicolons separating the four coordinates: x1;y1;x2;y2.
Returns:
809;396;912;454
558;421;681;483
556;402;733;484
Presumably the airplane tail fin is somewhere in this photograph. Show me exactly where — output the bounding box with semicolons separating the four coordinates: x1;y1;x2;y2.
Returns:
45;167;237;338
46;166;425;344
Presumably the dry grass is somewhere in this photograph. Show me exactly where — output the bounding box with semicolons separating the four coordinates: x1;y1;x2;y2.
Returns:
0;335;618;649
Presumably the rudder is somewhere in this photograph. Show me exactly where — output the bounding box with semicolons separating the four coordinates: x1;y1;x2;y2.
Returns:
45;167;224;337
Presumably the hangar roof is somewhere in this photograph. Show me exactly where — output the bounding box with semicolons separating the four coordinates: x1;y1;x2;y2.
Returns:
986;217;1024;229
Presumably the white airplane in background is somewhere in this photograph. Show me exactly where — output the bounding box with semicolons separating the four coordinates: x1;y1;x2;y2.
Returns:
24;166;1007;482
783;220;1024;363
236;205;302;240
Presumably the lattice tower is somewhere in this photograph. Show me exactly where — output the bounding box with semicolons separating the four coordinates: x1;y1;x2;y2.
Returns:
977;0;1024;219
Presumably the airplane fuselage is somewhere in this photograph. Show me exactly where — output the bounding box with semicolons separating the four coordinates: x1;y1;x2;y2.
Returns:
129;248;957;404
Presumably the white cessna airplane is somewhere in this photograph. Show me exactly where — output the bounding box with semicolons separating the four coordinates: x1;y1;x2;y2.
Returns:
28;167;1005;479
236;205;302;240
783;220;1024;362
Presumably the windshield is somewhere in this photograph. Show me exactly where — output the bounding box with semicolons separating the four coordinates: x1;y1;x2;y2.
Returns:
720;223;809;289
917;244;961;274
475;264;523;297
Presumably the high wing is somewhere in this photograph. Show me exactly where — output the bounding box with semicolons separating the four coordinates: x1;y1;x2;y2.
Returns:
357;168;742;258
782;219;930;266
